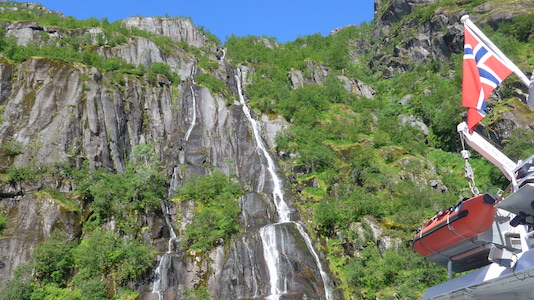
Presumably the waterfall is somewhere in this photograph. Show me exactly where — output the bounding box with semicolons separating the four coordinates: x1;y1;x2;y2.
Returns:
184;86;197;142
296;223;334;300
259;225;286;298
152;202;178;299
235;68;333;299
179;86;196;165
168;167;179;198
235;71;291;222
152;85;197;299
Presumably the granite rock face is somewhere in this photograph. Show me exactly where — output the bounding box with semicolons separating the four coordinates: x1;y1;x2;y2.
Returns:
1;1;532;298
0;192;82;285
123;17;210;48
96;36;196;79
370;0;534;77
0;19;331;297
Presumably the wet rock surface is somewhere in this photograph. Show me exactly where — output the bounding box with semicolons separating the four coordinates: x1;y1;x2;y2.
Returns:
1;1;532;298
0;193;82;285
0;48;330;297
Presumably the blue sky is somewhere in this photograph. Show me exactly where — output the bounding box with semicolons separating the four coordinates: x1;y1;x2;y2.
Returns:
21;0;374;43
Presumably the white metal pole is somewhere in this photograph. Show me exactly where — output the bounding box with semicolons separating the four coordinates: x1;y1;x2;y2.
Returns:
457;122;517;182
461;15;530;87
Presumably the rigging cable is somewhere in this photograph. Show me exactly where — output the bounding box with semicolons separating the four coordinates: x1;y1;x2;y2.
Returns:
460;132;480;196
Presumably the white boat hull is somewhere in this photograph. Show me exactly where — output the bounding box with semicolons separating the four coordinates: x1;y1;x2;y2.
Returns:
424;248;534;299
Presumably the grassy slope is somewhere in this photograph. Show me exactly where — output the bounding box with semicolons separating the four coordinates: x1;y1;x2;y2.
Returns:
0;0;532;298
227;1;533;298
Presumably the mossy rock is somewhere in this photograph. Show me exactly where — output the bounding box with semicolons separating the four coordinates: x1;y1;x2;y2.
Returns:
300;187;326;202
379;146;407;163
491;97;534;120
325;142;362;161
34;190;83;213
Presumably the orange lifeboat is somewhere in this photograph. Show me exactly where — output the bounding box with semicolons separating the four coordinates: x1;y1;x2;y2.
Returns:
412;194;496;257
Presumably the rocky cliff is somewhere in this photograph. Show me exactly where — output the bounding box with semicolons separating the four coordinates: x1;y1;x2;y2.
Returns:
371;0;534;76
369;0;534;141
0;1;532;299
0;3;336;299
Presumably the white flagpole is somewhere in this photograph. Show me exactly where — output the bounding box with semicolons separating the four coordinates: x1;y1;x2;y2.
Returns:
461;15;530;87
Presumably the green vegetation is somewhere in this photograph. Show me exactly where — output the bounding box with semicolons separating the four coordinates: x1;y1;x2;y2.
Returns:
0;214;7;232
225;11;532;299
345;244;447;299
227;31;458;296
3;165;40;182
410;0;486;23
0;145;163;299
498;14;534;43
0;1;532;299
0;264;34;300
226;24;372;111
0;4;193;87
0;138;22;157
31;231;76;287
73;230;153;287
147;62;181;84
76;144;166;234
184;287;214;300
195;73;233;100
477;17;533;70
0;34;181;87
0;144;165;298
174;170;243;251
0;230;151;300
505;129;534;159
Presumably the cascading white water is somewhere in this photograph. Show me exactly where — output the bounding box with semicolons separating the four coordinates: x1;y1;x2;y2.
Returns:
152;254;170;300
235;71;291;222
152;85;197;299
168;167;179;198
184;86;197;142
179;86;197;165
259;224;286;299
152;202;178;299
235;69;288;298
296;223;334;300
235;68;333;300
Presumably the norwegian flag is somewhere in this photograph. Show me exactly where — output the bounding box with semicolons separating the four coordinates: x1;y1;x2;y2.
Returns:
462;24;513;130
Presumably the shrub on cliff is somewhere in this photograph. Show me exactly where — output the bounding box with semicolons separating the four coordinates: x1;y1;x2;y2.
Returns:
175;170;243;251
73;230;153;286
79;144;166;234
32;231;76;287
0;214;7;232
0;228;151;299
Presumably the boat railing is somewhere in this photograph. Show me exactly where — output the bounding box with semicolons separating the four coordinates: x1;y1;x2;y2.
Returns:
514;154;534;190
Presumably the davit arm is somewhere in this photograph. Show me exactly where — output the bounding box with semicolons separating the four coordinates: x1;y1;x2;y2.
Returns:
457;122;518;185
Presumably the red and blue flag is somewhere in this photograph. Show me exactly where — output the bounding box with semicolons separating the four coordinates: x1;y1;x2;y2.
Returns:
462;24;512;130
